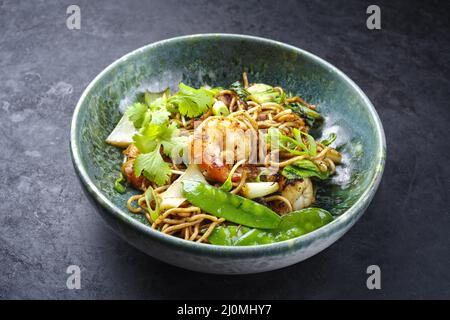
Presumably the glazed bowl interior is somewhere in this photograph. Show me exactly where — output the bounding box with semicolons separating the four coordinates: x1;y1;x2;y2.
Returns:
71;34;385;259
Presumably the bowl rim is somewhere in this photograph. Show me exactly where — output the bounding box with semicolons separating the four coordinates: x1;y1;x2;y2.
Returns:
70;33;386;256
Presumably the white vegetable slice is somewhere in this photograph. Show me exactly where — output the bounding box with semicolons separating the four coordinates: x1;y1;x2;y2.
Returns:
160;164;207;209
105;114;137;148
241;182;279;199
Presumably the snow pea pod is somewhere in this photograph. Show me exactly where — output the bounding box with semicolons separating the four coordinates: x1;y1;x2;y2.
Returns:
182;180;281;229
208;208;333;246
207;226;252;246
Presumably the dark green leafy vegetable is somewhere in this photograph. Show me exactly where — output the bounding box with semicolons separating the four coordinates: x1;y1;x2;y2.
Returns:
282;159;329;180
321;133;337;146
229;81;249;100
182;180;281;229
287;102;323;128
247;83;285;104
208;208;333;246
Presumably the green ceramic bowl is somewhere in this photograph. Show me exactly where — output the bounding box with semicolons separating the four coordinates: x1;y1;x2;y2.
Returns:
70;34;385;274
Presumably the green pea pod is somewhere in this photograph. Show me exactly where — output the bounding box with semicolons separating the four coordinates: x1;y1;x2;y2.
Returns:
208;208;333;246
207;226;252;246
182;180;281;229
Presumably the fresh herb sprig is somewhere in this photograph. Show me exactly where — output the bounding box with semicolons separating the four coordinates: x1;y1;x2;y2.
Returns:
123;84;217;186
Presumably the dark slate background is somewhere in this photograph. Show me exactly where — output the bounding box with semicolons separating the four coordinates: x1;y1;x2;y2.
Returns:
0;0;449;299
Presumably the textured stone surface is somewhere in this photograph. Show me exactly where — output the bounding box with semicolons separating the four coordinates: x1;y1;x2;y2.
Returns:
0;0;449;299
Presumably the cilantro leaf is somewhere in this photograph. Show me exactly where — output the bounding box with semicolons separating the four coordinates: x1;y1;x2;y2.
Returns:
133;122;187;158
149;96;167;110
124;90;171;129
126;85;216;186
133;146;172;186
168;83;215;118
161;134;188;158
132;123;160;153
125;103;150;128
150;108;171;125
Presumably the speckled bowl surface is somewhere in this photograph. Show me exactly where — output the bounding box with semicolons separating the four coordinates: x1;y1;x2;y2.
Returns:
70;34;386;274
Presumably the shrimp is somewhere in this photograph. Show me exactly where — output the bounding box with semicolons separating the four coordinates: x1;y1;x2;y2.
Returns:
191;116;254;183
281;178;314;210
